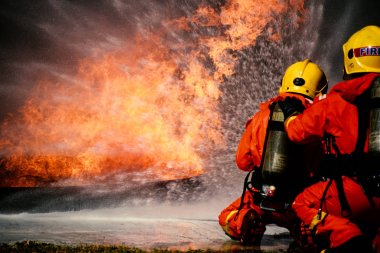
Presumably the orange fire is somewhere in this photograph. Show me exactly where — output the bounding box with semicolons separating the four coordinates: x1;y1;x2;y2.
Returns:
0;0;305;187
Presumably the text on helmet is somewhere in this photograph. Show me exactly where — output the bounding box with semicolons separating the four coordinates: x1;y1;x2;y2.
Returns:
354;47;380;57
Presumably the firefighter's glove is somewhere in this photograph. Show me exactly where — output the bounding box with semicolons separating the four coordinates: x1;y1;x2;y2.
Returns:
278;97;305;120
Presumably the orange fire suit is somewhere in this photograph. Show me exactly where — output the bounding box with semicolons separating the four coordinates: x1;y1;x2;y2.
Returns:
285;73;380;250
219;93;319;242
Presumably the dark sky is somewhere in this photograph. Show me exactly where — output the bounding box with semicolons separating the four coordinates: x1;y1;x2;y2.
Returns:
0;0;379;121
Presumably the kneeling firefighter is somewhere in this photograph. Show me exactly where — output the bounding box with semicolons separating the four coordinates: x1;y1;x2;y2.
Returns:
280;25;380;253
218;59;328;248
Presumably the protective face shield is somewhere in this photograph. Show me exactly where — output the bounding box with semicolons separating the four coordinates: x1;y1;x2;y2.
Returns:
343;25;380;76
279;59;328;99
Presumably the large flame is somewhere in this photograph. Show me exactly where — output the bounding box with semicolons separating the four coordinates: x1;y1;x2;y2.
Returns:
0;0;305;187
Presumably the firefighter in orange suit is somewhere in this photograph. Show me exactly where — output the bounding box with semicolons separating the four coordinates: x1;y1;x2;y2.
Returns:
279;26;380;252
218;59;328;247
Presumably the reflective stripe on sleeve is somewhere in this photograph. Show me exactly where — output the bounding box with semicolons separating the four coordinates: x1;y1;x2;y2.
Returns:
309;211;327;232
284;115;297;131
222;210;238;235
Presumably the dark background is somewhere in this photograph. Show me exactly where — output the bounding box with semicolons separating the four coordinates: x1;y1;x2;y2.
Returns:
316;0;380;85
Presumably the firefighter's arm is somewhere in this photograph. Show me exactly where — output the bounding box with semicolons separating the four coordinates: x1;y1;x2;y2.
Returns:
281;98;327;144
236;119;255;171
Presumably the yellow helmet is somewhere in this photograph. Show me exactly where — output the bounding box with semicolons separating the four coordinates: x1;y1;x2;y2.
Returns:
279;59;328;99
343;25;380;75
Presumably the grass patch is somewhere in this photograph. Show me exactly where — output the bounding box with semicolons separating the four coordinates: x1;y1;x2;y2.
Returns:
0;241;282;253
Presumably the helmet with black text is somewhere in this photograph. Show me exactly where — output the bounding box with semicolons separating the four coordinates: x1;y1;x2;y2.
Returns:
279;59;328;99
343;25;380;77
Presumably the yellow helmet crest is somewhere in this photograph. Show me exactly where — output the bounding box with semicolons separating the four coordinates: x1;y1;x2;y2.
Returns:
279;59;328;99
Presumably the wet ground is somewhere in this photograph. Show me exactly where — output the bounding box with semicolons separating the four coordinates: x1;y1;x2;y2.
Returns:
0;201;291;251
0;180;292;252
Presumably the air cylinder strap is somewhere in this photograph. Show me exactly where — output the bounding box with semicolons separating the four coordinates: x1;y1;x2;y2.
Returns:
320;136;352;218
331;138;352;217
236;169;256;219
